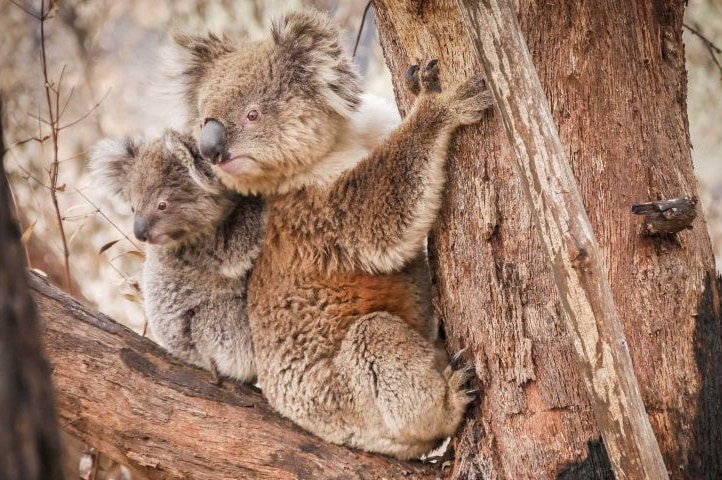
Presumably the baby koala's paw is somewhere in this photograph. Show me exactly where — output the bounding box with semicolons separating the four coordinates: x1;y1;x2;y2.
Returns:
448;74;494;126
405;59;442;96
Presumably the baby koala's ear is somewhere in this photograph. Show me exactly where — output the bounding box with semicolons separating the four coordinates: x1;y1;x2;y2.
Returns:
89;137;139;201
172;32;235;117
163;130;220;194
271;10;361;119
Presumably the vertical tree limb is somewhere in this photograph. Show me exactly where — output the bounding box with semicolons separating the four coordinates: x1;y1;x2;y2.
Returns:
452;1;668;478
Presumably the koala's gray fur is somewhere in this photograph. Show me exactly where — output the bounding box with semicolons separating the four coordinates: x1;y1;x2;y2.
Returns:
175;10;493;459
91;130;264;382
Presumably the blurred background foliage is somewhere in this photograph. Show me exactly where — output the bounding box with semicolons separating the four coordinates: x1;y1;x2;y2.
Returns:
0;0;720;478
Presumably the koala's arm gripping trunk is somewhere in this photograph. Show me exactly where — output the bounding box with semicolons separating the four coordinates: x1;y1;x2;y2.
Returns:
326;100;454;273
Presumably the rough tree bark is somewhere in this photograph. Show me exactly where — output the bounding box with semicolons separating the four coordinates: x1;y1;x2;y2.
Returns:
30;273;439;480
454;0;668;478
0;99;65;479
373;1;722;479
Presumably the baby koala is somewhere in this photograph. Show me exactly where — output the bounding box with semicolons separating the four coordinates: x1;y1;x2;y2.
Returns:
91;130;264;383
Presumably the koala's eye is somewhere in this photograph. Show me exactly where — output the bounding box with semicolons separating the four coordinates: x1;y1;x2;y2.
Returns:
157;201;168;212
246;109;260;122
131;206;135;213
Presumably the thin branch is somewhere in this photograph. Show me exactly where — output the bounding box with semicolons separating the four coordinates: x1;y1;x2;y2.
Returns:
27;112;53;127
74;188;142;251
3;134;51;154
352;1;373;59
37;0;73;296
16;0;111;296
58;89;110;131
9;0;42;19
684;23;722;79
58;85;76;119
9;155;52;190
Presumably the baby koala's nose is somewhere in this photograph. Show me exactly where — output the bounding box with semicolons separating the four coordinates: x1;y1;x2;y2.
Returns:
133;216;150;242
199;119;227;164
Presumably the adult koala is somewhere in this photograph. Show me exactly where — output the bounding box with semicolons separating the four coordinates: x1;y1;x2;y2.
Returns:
174;10;492;459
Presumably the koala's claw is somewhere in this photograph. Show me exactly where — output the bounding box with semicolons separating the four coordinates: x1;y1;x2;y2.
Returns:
405;64;421;95
420;59;441;93
209;359;223;386
450;347;467;370
405;59;441;96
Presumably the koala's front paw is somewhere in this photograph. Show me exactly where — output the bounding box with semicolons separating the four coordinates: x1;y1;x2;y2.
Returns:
405;59;441;96
448;74;494;126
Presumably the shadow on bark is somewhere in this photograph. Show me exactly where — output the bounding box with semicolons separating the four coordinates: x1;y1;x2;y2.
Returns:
687;271;722;478
555;439;613;480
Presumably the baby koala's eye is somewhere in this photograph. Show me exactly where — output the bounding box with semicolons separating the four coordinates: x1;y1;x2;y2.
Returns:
157;201;168;212
246;109;260;122
131;206;135;213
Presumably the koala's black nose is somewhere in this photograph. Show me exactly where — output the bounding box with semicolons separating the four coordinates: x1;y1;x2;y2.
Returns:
133;216;150;242
199;119;227;164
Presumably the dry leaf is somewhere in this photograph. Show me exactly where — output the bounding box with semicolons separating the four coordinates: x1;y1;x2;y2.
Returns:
30;268;48;277
122;293;142;304
20;220;37;246
64;204;93;215
121;250;145;260
99;239;120;255
126;278;142;294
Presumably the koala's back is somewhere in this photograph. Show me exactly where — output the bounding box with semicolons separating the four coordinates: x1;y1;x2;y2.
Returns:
144;203;260;382
248;194;438;425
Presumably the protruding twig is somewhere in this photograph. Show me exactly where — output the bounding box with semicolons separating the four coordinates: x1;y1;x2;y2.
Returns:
11;0;109;296
631;195;698;236
352;2;373;59
684;23;722;79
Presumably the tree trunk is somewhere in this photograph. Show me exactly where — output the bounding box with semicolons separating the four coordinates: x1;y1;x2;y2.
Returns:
30;273;439;480
0;99;65;479
373;1;722;479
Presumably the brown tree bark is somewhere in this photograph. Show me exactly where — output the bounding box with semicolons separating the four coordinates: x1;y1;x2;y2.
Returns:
30;273;439;480
373;1;722;479
0;99;65;479
454;0;668;478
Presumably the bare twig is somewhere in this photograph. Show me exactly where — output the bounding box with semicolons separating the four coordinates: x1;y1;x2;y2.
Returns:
58;89;110;131
74;188;142;251
684;23;722;79
2;135;51;155
8;0;42;19
11;0;110;296
37;0;74;295
352;1;373;59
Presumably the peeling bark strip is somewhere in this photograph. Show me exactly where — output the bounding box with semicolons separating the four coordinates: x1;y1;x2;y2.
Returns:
453;1;668;479
30;274;437;480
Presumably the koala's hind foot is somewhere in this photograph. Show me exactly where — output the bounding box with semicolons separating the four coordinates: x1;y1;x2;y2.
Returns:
337;312;475;459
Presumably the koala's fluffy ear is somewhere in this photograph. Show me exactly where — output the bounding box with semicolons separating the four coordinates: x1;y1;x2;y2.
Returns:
163;130;220;194
89;137;139;201
172;33;235;115
271;10;361;119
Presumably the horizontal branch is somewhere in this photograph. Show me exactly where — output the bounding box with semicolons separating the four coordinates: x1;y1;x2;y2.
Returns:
30;273;437;480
